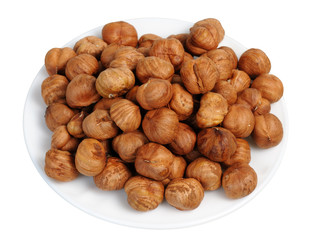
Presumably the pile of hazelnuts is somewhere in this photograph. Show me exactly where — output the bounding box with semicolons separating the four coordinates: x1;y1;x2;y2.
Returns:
42;18;284;211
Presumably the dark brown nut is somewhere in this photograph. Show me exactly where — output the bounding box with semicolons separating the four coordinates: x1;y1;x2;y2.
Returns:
44;148;79;182
196;92;228;128
180;56;219;94
136;56;174;83
184;148;203;163
41;74;69;105
185;36;207;56
102;21;138;47
168;123;196;155
237;88;262;111
251;74;284;103
238;48;271;78
228;69;251;93
51;126;79;152
193;18;225;43
73;36;107;58
109;46;144;70
100;42;122;68
219;46;238;69
171;74;182;84
135;143;174;181
99;139;112;155
142;108;179;144
186;157;222;191
252;113;283;148
165;178;204;211
253;98;271;116
82;109;119;140
197;127;237;162
138;33;162;48
75;138;106;176
124;176;164;211
110;99;141;132
223;138;251;167
94;157;132;191
96;67;135;98
67;111;87;138
212;81;237;105
45;47;77;76
125;86;139;104
167;33;189;47
223;104;255;138
222;163;257;199
93;97;122;111
136;78;173;110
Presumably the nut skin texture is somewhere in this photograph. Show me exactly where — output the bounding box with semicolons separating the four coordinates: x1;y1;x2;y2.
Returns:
219;46;238;69
67;111;87;138
180;56;219;95
44;148;79;182
51;126;79;152
109;46;144;70
100;43;122;68
75;138;106;176
41;74;69;105
184;148;203;163
125;86;139;104
253;98;271;116
223;104;255;138
197;127;237;162
251;74;284;103
222;163;257;199
45;47;77;76
162;156;187;186
102;21;138;47
252;113;283;148
93;97;123;111
238;48;271;79
96;67;135;98
223;138;251;167
196;92;228;128
168;33;189;47
138;34;162;48
186;157;222;191
165;178;204;211
110;99;141;132
73;36;107;58
212;81;237;105
185;36;207;56
124;176;164;211
236;88;262;111
94;157;132;191
193;18;225;43
142;108;179;145
228;69;251;93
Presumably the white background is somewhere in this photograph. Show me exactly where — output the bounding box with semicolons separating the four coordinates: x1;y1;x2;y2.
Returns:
1;0;308;239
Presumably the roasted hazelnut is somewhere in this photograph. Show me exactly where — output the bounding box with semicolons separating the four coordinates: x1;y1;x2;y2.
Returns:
99;139;112;156
168;33;189;47
236;88;262;111
136;78;173;110
184;148;203;163
180;56;219;94
73;36;107;59
93;97;123;111
164;156;187;184
82;109;119;140
228;69;251;93
125;86;139;104
186;157;222;190
142;108;179;144
45;47;77;76
94;157;131;191
67;111;87;138
100;42;122;68
45;103;76;131
165;178;204;211
196;92;228;128
138;33;162;48
110;99;141;132
222;163;257;199
223;104;255;138
238;48;271;78
223;138;251;167
252;113;283;148
251;73;284;103
219;46;238;69
51;126;79;152
136;56;174;83
75;138;106;176
175;51;194;72
109;46;144;70
136;47;150;57
193;18;225;43
185;36;207;56
41;74;69;105
44;148;79;182
212;81;237;105
96;67;135;98
197;127;237;162
124;176;164;211
253;98;271;116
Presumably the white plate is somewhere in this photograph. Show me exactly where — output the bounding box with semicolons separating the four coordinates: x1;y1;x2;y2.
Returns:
23;18;288;229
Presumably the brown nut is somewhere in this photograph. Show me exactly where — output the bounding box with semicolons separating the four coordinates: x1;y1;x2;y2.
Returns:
166;156;187;182
124;176;164;211
67;111;87;138
45;47;77;76
236;88;262;111
93;97;123;111
165;178;204;211
142;108;179;144
138;33;162;48
168;33;189;47
125;86;139;104
96;67;135;98
109;46;144;70
186;157;222;191
238;48;271;78
41;74;69;105
252;113;283;148
212;81;237;105
185;36;207;56
184;148;203;163
51;126;79;152
222;163;257;199
73;36;107;58
197;127;237;162
196;92;228;128
110;99;141;132
175;51;194;72
223;138;251;167
75;138;106;176
100;42;122;68
193;18;225;43
94;157;131;191
219;46;238;69
228;69;251;93
253;98;271;116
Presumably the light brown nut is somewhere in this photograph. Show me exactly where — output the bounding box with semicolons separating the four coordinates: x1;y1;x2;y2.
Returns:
168;33;189;47
219;46;238;69
138;33;162;48
73;36;107;58
253;98;271;116
185;36;207;56
193;18;225;43
236;88;262;111
93;97;123;111
212;80;237;105
41;74;69;105
166;156;187;182
51;126;79;152
67;111;87;138
228;69;251;93
109;46;144;70
223;138;251;167
100;42;122;68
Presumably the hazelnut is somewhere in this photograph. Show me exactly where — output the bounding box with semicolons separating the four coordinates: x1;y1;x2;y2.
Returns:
223;138;251;167
125;86;139;104
96;67;135;98
94;157;132;191
184;148;203;163
44;148;79;182
73;36;107;59
251;73;284;103
185;36;207;56
142;108;179;144
236;88;262;111
212;81;237;105
138;33;162;48
219;46;238;69
124;176;164;211
193;18;225;43
93;97;123;111
100;42;122;68
174;51;194;72
136;47;150;57
75;138;106;176
196;92;228;128
238;48;271;78
197;127;237;162
186;157;222;191
109;46;144;70
41;74;69;105
222;163;257;199
51;126;79;152
110;99;141;132
165;178;204;211
167;33;189;47
253;98;271;116
67;111;87;138
171;74;182;85
45;103;76;131
99;139;112;156
228;69;251;93
252;113;283;148
45;47;76;76
165;155;187;183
